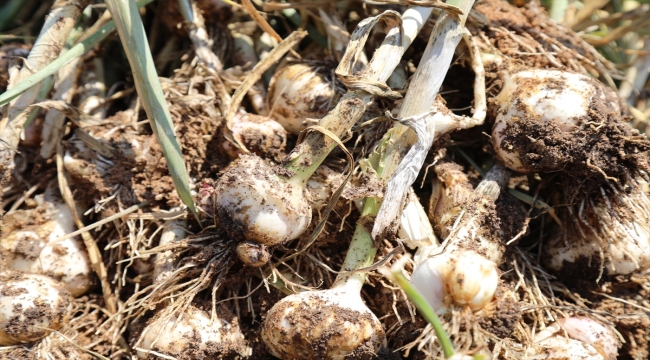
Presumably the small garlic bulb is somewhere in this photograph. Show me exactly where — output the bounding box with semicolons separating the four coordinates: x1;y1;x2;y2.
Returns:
136;305;249;359
214;155;311;255
268;62;340;135
0;271;72;345
491;69;621;173
261;288;386;359
2;195;94;297
411;251;499;313
528;317;618;360
544;178;650;277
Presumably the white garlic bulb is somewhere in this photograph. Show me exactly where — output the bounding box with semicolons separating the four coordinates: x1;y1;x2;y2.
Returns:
2;196;93;297
261;288;386;360
136;305;249;359
0;271;72;345
491;69;621;173
527;317;618;360
411;251;499;313
221;112;288;161
214;155;311;250
268;62;340;135
544;178;650;277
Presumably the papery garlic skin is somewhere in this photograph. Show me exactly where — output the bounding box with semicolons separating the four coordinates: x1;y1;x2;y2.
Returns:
214;155;311;248
0;271;72;345
492;69;620;173
136;305;249;359
261;288;386;360
2;197;93;297
268;62;340;135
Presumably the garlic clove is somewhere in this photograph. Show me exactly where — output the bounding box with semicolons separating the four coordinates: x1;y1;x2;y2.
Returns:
261;289;386;360
0;271;72;345
446;251;499;311
411;254;449;313
214;155;311;247
235;241;270;267
136;305;249;359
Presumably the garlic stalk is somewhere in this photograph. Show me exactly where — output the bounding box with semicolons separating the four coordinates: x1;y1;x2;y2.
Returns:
261;196;386;359
527;317;618;360
232;32;267;115
2;191;94;297
0;0;90;174
411;164;510;314
213;7;434;265
0;270;72;345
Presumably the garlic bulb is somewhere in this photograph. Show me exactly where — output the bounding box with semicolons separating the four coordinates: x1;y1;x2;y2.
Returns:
544;177;650;277
527;317;618;360
261;287;385;360
136;305;249;359
2;195;93;297
268;62;340;135
413;165;509;313
412;251;499;313
221;111;288;161
491;69;622;174
213;155;311;252
0;271;72;345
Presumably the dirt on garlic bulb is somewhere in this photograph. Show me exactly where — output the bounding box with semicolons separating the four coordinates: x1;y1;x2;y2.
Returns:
261;288;386;360
210;155;311;262
490;68;649;198
1;192;94;297
134;304;250;359
0;270;72;345
220;111;288;162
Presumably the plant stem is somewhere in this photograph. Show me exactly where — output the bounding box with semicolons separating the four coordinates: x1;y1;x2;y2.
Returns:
284;6;434;186
332;197;380;293
105;0;197;219
392;270;455;358
381;0;476;178
0;0;90;170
